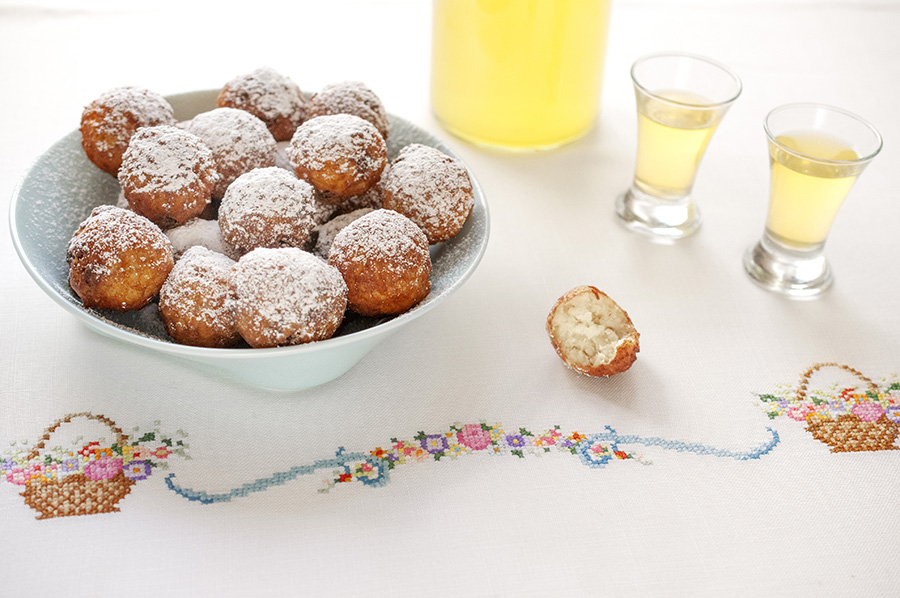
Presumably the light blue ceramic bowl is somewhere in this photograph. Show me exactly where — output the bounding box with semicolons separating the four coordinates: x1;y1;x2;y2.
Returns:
9;90;489;390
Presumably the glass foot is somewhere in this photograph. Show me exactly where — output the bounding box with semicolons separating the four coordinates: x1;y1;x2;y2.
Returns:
615;187;700;241
742;235;833;297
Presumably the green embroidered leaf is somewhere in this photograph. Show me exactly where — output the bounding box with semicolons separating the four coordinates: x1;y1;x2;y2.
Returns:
511;450;524;459
757;394;779;403
519;428;533;437
138;432;156;443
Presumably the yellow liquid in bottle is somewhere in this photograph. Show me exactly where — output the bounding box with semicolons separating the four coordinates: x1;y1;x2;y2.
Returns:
766;132;859;247
633;90;721;198
430;0;611;150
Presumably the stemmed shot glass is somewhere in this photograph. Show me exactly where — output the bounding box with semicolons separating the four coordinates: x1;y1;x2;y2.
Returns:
616;52;742;240
743;103;882;297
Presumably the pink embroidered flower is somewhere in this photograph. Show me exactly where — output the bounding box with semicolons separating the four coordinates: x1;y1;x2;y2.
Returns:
852;402;884;422
6;467;26;486
457;424;491;451
84;456;122;481
787;405;814;421
591;443;608;454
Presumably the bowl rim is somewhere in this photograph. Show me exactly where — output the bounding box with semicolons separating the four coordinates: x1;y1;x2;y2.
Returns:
9;88;490;361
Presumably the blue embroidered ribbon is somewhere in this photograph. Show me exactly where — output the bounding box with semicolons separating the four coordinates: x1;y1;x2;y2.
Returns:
165;426;780;504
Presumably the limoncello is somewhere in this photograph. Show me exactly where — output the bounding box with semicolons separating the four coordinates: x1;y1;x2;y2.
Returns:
633;90;721;198
766;132;861;248
430;0;611;150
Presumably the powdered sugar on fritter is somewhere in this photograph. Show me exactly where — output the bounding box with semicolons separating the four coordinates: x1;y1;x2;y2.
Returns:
230;247;347;347
287;113;384;173
218;167;317;255
118;125;218;195
382;143;473;244
219;67;307;126
166;218;227;259
329;208;429;275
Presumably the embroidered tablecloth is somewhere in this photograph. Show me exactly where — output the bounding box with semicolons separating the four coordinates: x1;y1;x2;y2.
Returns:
2;1;899;596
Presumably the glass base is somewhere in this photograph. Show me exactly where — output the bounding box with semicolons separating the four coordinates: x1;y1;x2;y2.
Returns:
615;186;700;241
742;234;833;297
432;112;595;153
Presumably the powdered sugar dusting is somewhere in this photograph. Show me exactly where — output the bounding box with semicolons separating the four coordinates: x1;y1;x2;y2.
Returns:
219;67;306;129
312;208;374;259
81;86;176;143
218;167;316;255
159;246;239;346
119;125;218;196
67;205;173;276
230;247;348;347
287;113;385;174
166;217;227;259
383;143;473;244
307;81;390;139
329;209;428;275
186;107;277;197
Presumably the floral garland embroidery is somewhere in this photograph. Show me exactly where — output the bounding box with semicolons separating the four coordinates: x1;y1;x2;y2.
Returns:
163;422;780;504
320;423;648;492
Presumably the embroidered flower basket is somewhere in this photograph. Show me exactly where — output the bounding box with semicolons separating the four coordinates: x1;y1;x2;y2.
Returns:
20;413;136;519
798;364;900;452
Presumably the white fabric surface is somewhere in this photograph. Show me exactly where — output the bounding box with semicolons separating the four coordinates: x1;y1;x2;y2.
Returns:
1;1;899;596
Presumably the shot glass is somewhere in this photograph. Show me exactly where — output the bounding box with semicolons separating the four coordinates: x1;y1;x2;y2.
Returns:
743;103;882;297
616;53;742;240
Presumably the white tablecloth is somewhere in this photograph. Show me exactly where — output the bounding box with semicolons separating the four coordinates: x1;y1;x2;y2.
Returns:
2;1;899;596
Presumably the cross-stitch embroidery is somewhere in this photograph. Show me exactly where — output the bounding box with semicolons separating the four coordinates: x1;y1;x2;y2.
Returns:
8;362;897;520
0;412;188;519
756;363;900;452
163;422;779;504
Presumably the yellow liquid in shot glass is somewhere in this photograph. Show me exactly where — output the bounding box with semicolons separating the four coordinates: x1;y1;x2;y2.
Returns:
633;90;720;198
766;132;859;247
430;0;611;150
